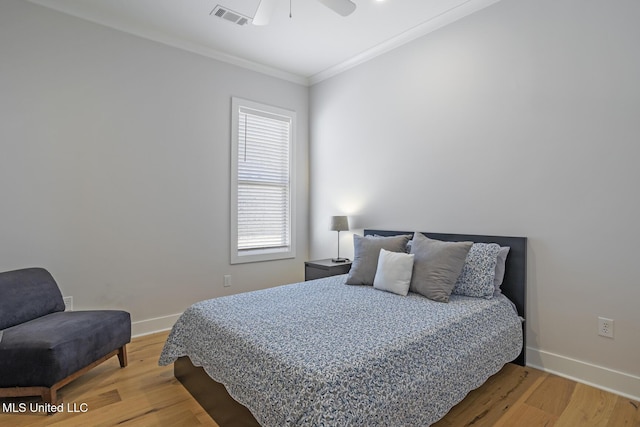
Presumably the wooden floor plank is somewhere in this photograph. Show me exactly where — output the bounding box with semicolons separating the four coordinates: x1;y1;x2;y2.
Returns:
1;331;637;426
492;374;549;427
432;363;544;427
526;374;576;416
555;383;619;427
494;402;558;427
607;397;640;427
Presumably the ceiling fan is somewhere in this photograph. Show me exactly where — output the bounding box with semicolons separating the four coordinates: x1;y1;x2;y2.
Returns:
253;0;357;25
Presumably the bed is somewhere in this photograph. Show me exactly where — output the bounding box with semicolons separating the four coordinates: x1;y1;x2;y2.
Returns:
159;230;527;426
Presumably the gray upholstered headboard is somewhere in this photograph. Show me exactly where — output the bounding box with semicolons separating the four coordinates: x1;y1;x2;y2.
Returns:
365;229;527;366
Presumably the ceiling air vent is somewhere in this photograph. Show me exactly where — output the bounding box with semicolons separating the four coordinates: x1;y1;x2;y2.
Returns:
211;5;251;26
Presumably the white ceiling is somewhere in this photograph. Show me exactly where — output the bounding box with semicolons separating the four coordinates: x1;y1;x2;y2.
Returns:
27;0;501;85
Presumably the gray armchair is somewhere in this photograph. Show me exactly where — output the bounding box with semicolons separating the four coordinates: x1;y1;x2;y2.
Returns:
0;268;131;405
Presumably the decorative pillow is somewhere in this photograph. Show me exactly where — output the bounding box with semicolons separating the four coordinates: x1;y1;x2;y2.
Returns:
453;243;501;298
494;246;511;293
345;234;411;285
409;233;472;302
373;249;415;296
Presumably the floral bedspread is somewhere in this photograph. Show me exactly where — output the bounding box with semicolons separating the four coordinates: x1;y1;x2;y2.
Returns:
159;274;522;426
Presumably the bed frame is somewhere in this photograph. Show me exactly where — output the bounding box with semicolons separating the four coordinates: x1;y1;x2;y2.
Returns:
365;229;527;365
174;230;527;427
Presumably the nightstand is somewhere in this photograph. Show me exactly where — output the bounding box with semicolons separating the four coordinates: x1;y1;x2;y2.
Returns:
304;259;352;281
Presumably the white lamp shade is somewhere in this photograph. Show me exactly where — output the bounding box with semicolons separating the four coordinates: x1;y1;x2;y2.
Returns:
330;216;349;232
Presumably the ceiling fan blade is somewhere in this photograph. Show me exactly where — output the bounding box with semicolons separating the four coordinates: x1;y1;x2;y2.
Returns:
253;0;277;26
316;0;356;17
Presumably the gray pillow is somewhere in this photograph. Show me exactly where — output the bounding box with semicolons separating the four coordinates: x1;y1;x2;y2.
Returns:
345;234;411;285
409;233;472;302
494;246;511;293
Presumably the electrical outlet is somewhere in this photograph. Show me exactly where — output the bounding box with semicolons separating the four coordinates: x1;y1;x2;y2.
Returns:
598;317;614;338
223;275;232;287
63;296;73;311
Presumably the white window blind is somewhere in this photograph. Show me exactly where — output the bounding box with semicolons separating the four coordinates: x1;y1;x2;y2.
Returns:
231;98;296;264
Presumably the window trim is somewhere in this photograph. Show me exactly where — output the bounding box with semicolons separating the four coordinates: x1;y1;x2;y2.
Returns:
230;97;296;264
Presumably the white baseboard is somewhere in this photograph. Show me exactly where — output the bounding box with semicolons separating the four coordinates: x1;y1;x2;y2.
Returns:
527;347;640;401
131;313;182;338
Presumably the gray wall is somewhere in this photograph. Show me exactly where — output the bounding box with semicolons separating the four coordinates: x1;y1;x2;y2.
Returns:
310;0;640;397
0;0;309;334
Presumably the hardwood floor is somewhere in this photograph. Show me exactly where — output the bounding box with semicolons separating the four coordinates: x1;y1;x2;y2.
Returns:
1;332;638;426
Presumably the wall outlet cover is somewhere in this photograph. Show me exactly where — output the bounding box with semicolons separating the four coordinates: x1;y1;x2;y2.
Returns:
63;296;73;311
598;317;614;338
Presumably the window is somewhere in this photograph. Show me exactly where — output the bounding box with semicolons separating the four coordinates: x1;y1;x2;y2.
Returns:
231;97;296;264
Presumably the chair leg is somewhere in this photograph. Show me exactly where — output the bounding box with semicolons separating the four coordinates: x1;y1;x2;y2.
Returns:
43;387;57;405
117;345;128;367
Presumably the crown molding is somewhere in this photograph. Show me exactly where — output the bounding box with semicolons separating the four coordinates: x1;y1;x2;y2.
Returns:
309;0;502;85
28;0;502;87
27;0;309;86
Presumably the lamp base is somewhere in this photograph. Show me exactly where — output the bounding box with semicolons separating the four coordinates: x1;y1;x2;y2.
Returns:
331;257;350;263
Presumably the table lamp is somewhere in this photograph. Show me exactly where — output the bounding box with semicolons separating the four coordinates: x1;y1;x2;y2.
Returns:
330;216;349;263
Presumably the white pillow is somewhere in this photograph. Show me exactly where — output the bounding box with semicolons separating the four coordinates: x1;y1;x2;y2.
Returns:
373;249;415;296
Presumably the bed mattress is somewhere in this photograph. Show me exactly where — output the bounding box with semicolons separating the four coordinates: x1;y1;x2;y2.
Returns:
159;274;522;426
